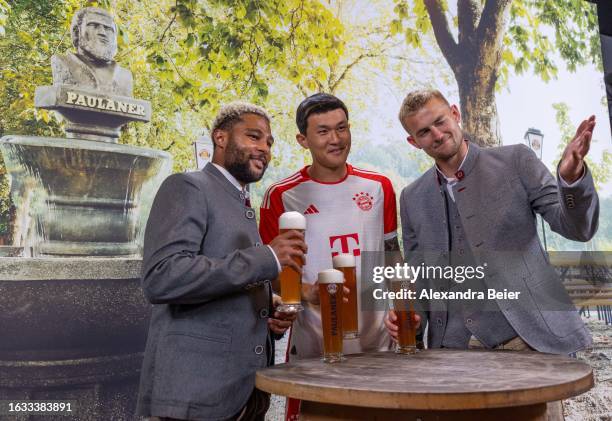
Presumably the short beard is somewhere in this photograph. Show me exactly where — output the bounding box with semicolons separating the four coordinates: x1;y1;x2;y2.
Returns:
79;37;117;63
433;133;463;160
224;137;267;184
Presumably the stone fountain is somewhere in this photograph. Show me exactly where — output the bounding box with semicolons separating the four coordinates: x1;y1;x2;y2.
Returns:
0;7;171;420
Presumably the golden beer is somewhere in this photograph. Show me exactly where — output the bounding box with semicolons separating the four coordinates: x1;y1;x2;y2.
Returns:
332;253;358;339
318;269;345;363
391;280;418;354
277;212;306;313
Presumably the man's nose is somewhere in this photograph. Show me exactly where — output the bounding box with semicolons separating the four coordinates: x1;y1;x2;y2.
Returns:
258;139;271;155
430;126;443;140
329;129;340;143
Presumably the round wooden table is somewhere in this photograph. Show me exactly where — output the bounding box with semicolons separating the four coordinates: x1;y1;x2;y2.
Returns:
256;350;594;421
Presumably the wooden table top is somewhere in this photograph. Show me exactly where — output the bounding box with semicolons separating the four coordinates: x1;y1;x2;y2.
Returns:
256;350;594;410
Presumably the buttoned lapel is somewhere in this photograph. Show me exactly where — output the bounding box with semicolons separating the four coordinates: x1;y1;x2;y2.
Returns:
451;144;492;269
418;168;450;253
204;163;244;204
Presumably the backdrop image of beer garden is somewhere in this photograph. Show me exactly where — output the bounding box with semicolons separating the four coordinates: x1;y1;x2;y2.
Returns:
0;0;611;420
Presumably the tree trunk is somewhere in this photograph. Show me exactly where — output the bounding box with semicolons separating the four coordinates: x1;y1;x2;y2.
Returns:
424;0;512;147
455;61;501;147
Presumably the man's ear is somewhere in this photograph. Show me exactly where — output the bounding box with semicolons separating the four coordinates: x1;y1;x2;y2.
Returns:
407;135;421;149
296;133;308;150
212;128;228;150
450;104;461;125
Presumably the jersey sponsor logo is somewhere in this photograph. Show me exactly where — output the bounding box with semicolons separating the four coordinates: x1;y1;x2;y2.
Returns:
353;192;373;211
304;204;320;214
329;233;360;257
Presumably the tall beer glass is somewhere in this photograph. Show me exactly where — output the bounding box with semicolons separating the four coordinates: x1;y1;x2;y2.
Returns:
391;280;417;354
318;269;345;363
277;212;306;313
332;253;358;339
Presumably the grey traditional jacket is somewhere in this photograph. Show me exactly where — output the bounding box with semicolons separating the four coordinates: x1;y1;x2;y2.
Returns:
400;142;599;354
136;164;279;420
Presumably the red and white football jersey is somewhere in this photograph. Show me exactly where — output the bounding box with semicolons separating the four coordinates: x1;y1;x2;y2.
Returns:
260;164;397;359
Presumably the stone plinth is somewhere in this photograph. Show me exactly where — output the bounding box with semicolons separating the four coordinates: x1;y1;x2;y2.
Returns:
0;257;147;421
35;85;151;143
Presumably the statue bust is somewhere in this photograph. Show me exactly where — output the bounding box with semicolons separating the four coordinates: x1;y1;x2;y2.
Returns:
51;7;132;97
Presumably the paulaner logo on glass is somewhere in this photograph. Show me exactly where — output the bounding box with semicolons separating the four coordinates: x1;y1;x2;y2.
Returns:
372;263;487;284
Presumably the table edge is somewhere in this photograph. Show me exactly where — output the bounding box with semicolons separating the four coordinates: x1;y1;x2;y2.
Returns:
255;367;594;410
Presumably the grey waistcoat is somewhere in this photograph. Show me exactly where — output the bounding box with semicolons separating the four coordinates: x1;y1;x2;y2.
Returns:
441;186;517;348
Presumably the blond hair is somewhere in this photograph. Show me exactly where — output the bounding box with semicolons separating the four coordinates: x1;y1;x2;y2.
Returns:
211;102;271;142
398;89;449;132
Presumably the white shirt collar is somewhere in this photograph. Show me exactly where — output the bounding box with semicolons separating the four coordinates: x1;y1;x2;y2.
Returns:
211;163;244;192
435;142;470;183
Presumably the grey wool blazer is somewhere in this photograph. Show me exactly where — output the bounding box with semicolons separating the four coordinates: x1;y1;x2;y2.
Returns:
400;142;599;355
136;163;280;420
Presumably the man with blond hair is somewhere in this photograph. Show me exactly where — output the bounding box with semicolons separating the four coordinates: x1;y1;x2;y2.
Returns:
386;89;599;356
137;102;306;420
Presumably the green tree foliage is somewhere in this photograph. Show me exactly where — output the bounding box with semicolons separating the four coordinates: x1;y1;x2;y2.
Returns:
0;0;345;154
249;0;449;210
154;0;344;102
111;0;344;170
391;0;601;146
1;0;606;244
0;0;81;241
0;0;75;138
0;0;9;36
0;0;344;239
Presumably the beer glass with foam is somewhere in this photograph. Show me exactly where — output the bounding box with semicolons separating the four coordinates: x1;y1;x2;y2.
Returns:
391;279;418;354
318;269;345;363
277;211;306;313
332;253;358;339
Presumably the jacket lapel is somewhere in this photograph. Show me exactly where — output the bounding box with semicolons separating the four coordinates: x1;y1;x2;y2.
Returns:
204;163;243;204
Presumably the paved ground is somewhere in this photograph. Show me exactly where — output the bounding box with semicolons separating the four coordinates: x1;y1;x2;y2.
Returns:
565;317;612;420
265;335;289;421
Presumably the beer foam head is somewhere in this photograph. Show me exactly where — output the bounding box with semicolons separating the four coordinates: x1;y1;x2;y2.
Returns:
318;269;344;284
332;253;355;268
279;211;306;230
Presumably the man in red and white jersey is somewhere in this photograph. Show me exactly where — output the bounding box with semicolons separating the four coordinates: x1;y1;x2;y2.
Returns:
259;93;400;364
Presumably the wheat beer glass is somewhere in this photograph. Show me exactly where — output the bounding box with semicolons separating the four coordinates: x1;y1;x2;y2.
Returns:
391;279;418;354
318;269;345;363
277;211;306;313
332;253;358;339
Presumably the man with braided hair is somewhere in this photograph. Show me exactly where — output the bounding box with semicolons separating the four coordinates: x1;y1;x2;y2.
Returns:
138;102;305;421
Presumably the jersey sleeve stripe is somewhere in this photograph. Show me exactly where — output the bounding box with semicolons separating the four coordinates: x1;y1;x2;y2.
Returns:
350;167;398;234
262;171;303;208
259;173;308;244
262;172;301;208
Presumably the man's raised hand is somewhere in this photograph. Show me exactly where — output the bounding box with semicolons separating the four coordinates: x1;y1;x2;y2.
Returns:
559;115;596;184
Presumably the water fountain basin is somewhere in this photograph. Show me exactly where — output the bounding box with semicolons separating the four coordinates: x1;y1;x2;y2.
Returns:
0;135;171;256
